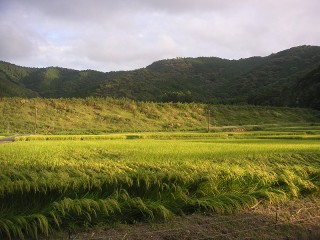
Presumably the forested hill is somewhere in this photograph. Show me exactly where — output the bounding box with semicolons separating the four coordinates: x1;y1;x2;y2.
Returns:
1;45;320;109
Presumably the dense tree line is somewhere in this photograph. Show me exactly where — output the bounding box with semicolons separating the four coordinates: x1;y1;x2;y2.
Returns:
0;46;319;109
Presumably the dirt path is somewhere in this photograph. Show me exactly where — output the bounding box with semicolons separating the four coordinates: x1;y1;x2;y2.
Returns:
0;136;15;143
0;134;32;143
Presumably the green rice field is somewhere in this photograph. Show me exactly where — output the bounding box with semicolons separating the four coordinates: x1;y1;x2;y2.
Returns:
0;131;320;239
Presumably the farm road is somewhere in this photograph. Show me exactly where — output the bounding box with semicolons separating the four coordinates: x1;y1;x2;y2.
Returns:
0;134;31;143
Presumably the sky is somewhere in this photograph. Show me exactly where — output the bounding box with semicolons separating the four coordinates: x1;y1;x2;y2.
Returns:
0;0;319;72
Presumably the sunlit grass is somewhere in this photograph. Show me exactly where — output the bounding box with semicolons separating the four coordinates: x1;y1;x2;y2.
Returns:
0;132;319;239
1;97;319;134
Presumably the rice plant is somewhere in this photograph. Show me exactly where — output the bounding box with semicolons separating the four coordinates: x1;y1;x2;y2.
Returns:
0;133;319;239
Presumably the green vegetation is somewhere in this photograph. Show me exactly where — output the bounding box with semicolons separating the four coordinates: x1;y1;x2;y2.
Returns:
1;45;320;108
0;132;319;239
293;65;320;109
0;61;38;97
0;97;319;135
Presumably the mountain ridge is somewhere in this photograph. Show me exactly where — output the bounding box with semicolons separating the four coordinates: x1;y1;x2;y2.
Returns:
0;45;319;109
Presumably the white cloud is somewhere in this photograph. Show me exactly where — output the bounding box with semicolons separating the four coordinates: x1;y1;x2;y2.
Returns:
0;0;319;71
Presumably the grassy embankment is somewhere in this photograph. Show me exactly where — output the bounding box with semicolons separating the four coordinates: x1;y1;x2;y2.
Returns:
0;131;320;239
0;97;320;135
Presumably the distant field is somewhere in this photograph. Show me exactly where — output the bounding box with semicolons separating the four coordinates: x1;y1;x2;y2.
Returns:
14;129;320;141
0;131;319;239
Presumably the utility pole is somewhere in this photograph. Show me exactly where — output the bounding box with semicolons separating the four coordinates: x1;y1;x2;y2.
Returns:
34;107;38;134
6;122;10;134
207;109;210;133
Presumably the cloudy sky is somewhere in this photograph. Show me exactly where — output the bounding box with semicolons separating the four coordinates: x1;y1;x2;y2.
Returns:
0;0;319;72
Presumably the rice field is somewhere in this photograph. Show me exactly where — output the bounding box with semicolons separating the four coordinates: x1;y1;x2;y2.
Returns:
0;131;320;239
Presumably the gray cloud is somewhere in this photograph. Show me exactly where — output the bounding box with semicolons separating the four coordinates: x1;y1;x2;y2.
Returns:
0;22;35;60
0;0;319;71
